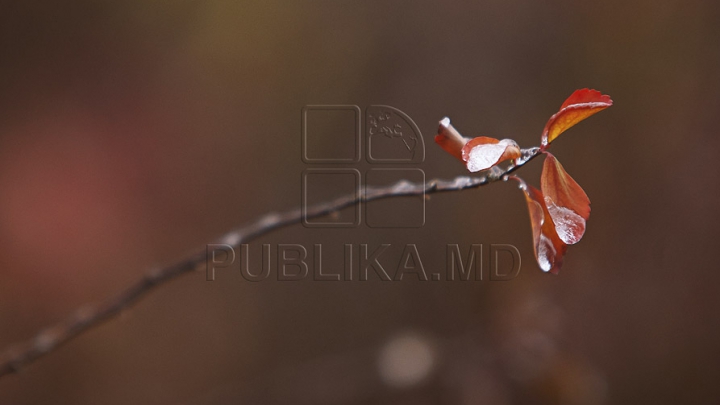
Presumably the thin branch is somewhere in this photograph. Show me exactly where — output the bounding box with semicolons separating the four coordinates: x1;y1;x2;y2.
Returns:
0;147;541;378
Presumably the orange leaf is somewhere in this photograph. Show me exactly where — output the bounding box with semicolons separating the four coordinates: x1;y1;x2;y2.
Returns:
541;153;590;245
461;136;521;172
541;88;612;148
513;177;567;274
435;117;468;161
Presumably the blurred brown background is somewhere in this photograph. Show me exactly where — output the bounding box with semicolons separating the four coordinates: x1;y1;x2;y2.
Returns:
1;0;719;403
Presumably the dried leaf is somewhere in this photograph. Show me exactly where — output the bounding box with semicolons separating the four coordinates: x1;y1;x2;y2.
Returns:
461;136;521;172
541;89;613;148
541;153;590;245
435;117;468;161
514;177;567;274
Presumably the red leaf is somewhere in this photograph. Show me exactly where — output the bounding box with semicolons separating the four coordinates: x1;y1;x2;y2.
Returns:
461;136;521;172
541;153;590;245
435;117;468;161
513;177;567;274
541;88;613;148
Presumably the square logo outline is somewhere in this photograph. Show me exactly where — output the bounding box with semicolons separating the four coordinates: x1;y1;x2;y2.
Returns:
364;167;426;228
302;168;362;228
302;105;361;164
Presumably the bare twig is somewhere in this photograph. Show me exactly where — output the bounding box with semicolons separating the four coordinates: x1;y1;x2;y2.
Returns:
0;147;541;378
